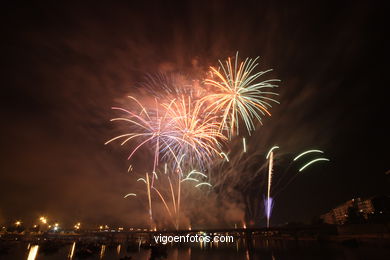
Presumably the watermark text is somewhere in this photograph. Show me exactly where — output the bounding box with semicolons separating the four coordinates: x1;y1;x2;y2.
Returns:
153;234;234;244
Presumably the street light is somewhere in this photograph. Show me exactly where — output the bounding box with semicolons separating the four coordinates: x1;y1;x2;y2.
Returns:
53;223;59;231
74;222;81;230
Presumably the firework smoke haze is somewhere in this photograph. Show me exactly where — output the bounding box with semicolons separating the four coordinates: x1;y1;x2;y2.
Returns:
0;1;388;227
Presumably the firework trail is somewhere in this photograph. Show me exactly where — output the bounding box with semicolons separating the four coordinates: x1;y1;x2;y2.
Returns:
293;149;324;161
133;173;155;228
106;95;227;174
209;139;270;225
272;149;330;198
210;140;268;194
265;146;278;228
105;96;177;177
135;170;176;228
299;158;330;172
123;193;137;198
266;151;273;228
162;96;227;170
264;197;273;228
203;52;280;136
132;157;209;230
210;139;330;227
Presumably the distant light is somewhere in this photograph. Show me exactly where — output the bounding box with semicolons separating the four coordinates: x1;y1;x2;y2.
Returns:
39;217;47;224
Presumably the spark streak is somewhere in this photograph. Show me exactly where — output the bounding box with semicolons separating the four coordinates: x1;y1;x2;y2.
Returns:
266;149;274;228
181;177;200;183
146;173;153;228
195;182;212;188
266;145;279;159
123;193;137;198
220;152;229;162
299;158;330;172
293;149;324;161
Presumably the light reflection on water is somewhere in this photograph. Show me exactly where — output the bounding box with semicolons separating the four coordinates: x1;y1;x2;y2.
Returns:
1;239;389;260
99;244;106;259
68;241;75;259
26;245;39;260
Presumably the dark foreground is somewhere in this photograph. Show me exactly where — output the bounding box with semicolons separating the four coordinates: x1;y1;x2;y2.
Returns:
1;224;390;259
1;238;390;260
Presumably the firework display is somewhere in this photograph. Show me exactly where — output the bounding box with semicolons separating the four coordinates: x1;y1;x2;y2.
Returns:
203;52;280;136
106;53;329;229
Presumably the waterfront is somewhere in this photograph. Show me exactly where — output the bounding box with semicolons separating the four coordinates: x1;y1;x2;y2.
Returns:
1;237;389;260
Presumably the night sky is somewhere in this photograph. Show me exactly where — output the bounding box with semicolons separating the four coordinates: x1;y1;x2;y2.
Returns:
1;1;388;228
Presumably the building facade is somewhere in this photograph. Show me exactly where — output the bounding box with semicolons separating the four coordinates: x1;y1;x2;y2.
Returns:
321;197;377;225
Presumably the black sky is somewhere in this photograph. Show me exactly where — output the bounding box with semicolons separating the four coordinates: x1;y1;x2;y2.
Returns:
0;1;388;227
